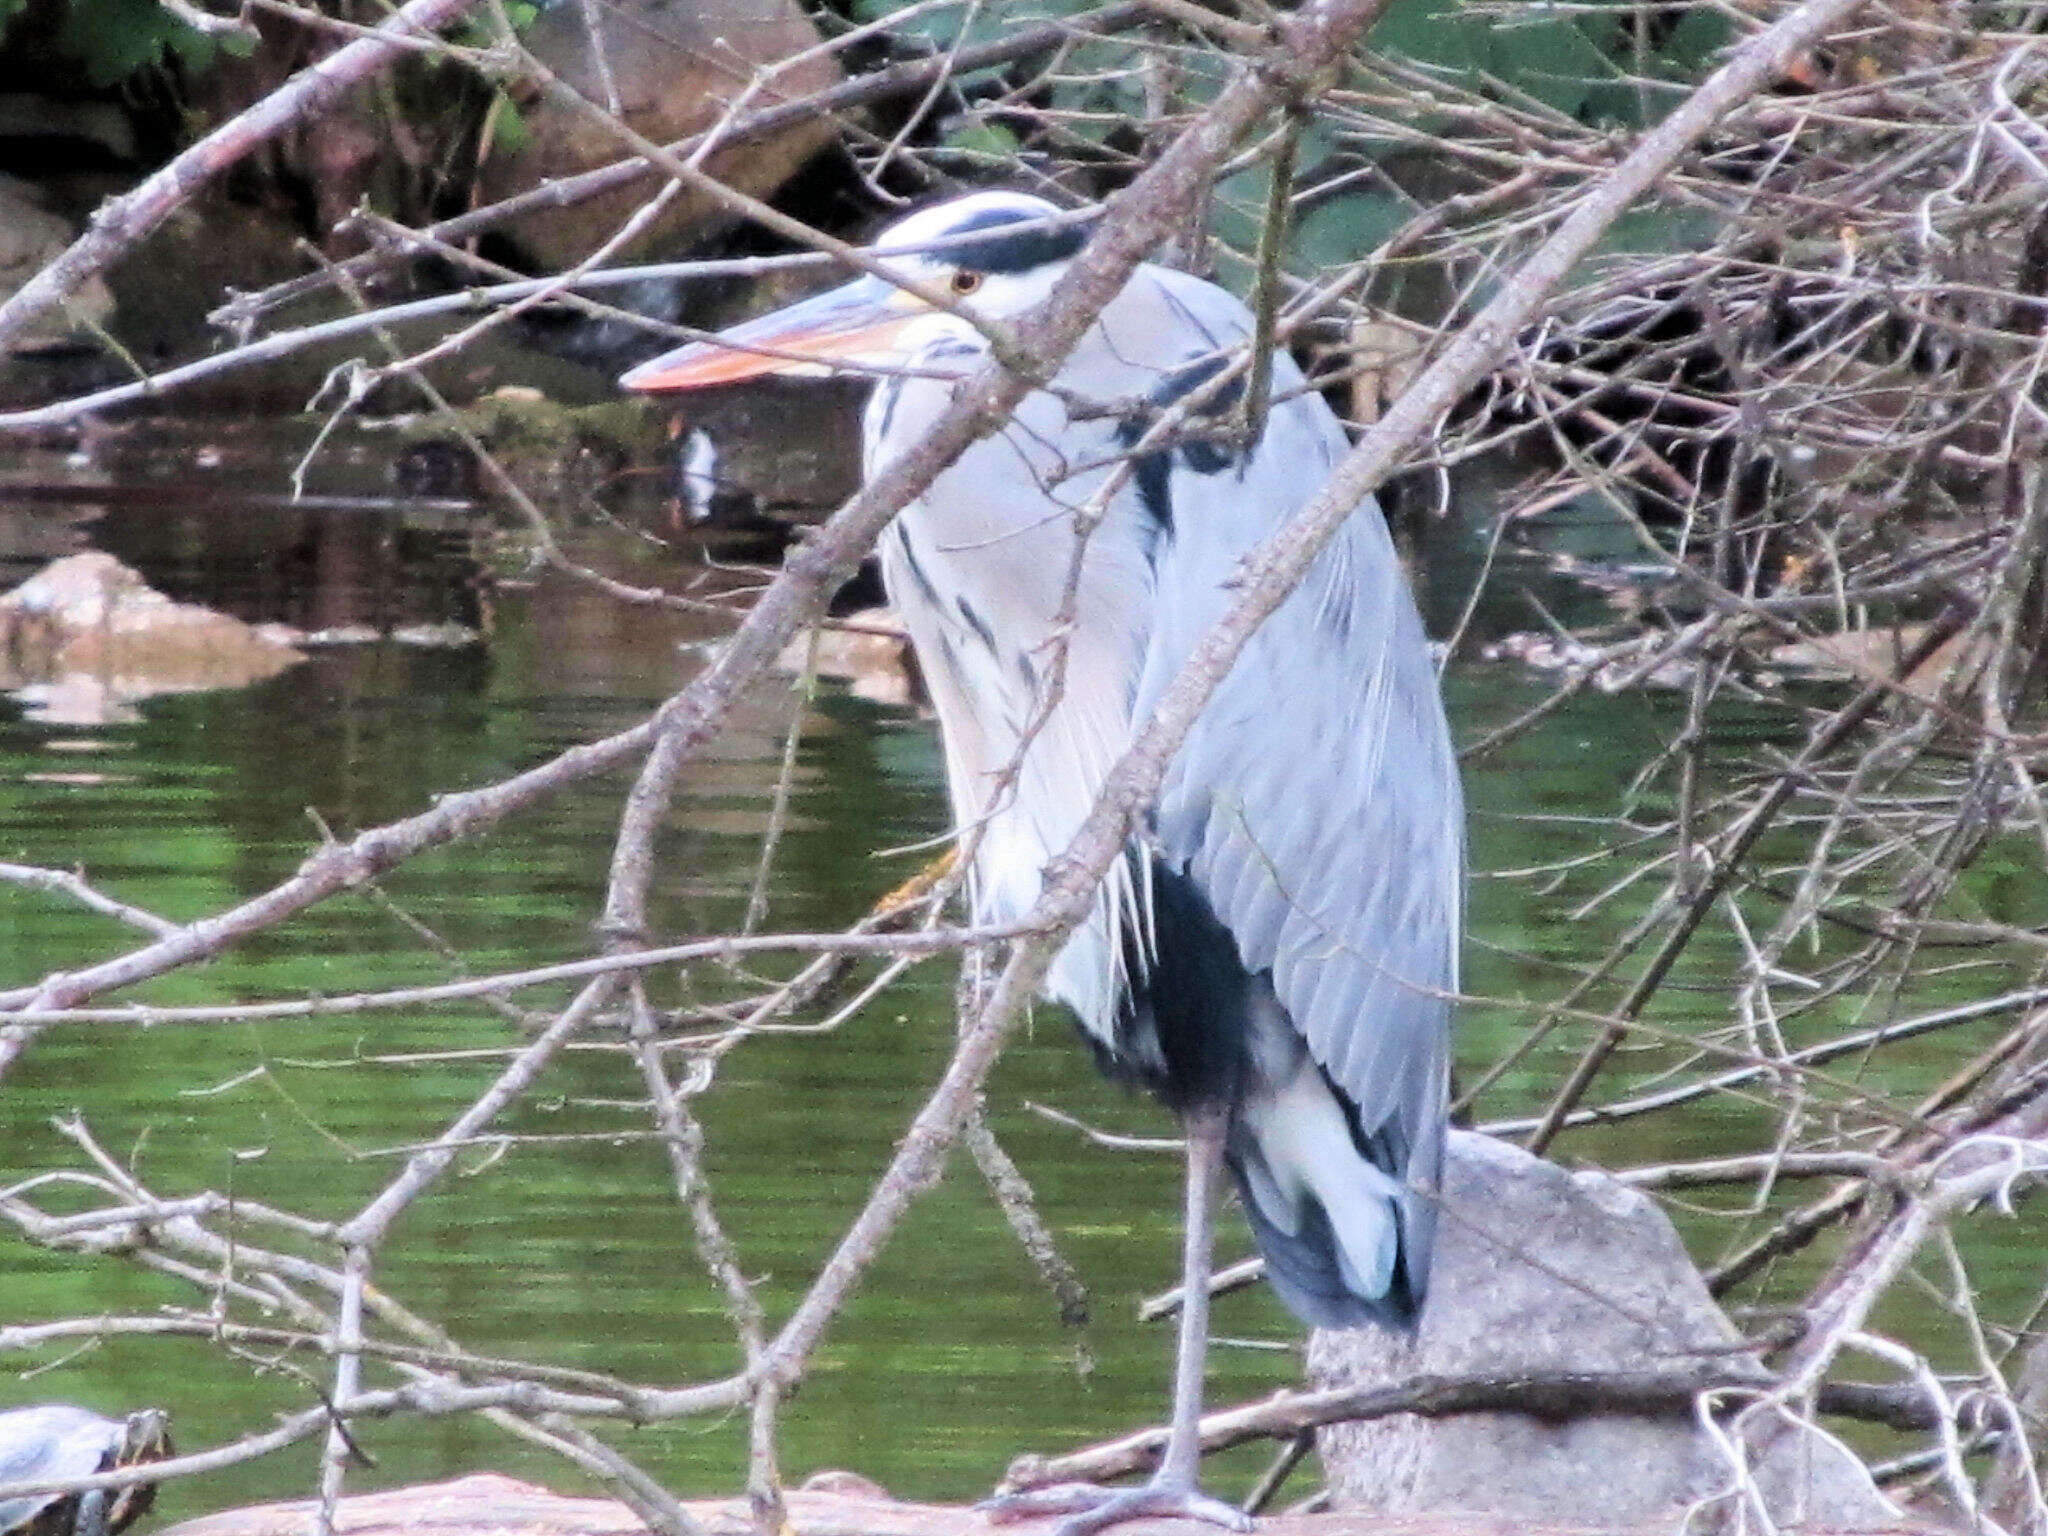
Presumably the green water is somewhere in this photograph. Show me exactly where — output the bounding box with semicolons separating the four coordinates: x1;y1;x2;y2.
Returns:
0;443;2039;1523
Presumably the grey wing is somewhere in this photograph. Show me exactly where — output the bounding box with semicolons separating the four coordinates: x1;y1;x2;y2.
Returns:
1134;370;1462;1290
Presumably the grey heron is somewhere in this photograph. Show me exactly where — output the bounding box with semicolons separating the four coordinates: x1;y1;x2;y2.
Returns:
623;190;1462;1534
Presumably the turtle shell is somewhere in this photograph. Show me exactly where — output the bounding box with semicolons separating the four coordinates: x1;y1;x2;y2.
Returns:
0;1408;170;1536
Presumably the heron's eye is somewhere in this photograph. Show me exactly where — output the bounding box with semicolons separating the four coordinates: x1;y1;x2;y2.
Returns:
950;270;984;297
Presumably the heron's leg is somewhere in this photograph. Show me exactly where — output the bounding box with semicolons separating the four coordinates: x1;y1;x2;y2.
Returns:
1157;1101;1228;1491
980;1106;1251;1535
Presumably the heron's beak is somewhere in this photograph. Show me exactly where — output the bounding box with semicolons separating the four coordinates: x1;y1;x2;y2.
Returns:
620;279;919;392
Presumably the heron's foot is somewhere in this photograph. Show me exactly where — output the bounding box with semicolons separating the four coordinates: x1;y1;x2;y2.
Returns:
978;1478;1252;1536
870;846;957;920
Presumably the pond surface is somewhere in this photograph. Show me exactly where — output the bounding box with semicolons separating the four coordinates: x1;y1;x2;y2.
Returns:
0;419;2038;1523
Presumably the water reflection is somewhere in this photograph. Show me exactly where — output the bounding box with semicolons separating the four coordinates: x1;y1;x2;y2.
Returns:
0;426;2038;1527
0;430;1306;1521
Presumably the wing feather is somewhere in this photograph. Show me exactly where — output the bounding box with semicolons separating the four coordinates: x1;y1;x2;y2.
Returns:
1130;327;1462;1247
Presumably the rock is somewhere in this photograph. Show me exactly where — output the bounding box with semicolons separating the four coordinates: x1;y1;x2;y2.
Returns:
391;438;483;501
397;391;664;494
0;97;137;163
293;625;384;648
795;1470;894;1499
390;622;483;648
158;1476;633;1536
0;501;104;592
0;552;303;723
479;0;844;271
1763;624;1968;700
780;608;917;708
0;174;113;356
1309;1131;1900;1529
279;622;480;649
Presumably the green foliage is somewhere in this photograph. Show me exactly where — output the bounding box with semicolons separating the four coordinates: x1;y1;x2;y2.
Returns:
7;0;232;88
828;0;1735;285
1242;0;1735;278
943;119;1021;158
452;0;539;49
484;88;532;159
845;0;1729;132
1398;0;1728;122
1584;200;1724;262
1369;0;1672;124
1295;191;1413;273
1651;3;1735;75
831;0;1731;283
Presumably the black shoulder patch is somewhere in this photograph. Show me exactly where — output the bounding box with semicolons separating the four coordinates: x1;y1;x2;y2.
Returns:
1104;857;1254;1112
940;207;1093;274
1112;353;1249;527
1130;452;1174;529
1156;354;1248;417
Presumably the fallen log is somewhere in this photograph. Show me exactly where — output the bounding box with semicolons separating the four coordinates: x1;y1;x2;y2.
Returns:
158;1471;1934;1536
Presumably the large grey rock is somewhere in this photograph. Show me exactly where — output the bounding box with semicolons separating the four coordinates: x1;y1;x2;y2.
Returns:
479;0;843;270
1309;1131;1899;1528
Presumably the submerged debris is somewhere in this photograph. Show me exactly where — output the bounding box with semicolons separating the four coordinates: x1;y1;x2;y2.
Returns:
1480;628;1699;691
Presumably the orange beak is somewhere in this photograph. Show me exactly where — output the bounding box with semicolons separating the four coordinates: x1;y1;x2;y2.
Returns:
621;279;920;393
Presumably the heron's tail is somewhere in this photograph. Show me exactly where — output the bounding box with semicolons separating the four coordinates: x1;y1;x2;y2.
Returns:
1224;1042;1437;1331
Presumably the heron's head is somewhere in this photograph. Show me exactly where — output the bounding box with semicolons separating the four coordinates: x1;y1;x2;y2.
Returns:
620;191;1090;392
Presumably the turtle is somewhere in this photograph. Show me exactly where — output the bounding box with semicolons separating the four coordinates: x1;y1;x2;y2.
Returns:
0;1408;171;1536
